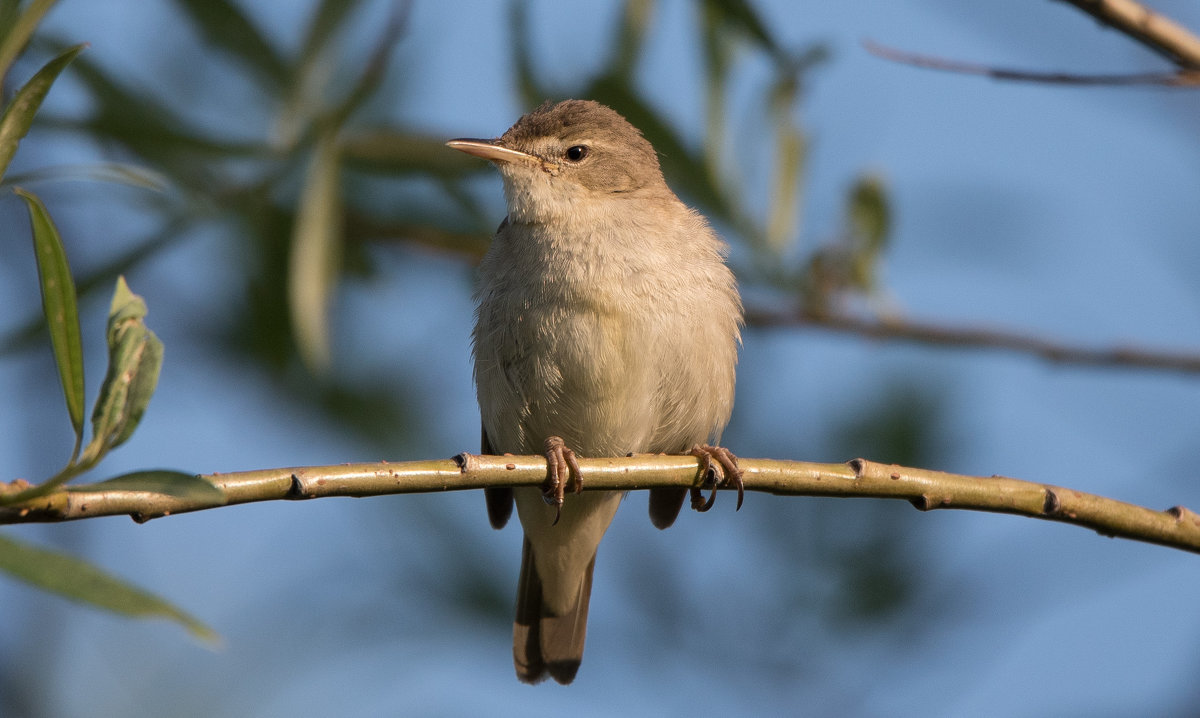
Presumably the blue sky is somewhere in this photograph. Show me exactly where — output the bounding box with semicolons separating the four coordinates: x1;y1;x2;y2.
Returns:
3;1;1200;716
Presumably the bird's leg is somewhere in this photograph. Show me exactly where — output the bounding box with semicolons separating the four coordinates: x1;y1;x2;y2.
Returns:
543;435;583;525
689;444;744;512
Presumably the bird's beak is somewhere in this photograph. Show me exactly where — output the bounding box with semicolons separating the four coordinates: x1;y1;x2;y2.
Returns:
446;138;540;166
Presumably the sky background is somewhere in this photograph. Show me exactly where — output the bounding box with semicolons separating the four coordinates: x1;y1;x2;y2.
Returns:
3;1;1200;716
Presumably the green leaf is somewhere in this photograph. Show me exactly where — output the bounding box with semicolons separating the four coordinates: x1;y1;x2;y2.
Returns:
169;0;288;93
325;6;405;129
341;129;485;178
0;532;218;644
288;129;342;374
509;0;549;109
84;277;163;463
848;174;890;254
0;43;86;182
297;0;364;69
70;470;224;503
14;187;85;449
0;0;57;87
2;161;170;191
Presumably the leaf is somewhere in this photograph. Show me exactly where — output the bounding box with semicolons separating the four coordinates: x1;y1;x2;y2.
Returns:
297;0;363;65
325;4;407;129
0;43;86;182
288;129;342;374
14;187;85;449
84;277;164;463
70;470;224;503
0;0;57;87
848;174;890;254
341;129;485;178
2;161;170;191
509;0;549;109
169;0;288;93
0;532;218;644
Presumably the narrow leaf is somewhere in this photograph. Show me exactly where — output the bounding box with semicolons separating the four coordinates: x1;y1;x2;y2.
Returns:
297;0;364;68
848;175;890;254
0;0;57;86
0;532;218;644
288;130;342;373
341;130;483;178
0;43;86;182
169;0;288;93
70;470;224;503
2;161;170;191
85;277;163;463
14;187;84;446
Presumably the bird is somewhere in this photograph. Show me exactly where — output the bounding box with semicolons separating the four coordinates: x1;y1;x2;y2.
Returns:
447;99;743;684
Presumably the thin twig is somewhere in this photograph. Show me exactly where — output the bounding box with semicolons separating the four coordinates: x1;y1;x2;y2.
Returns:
863;39;1200;86
1;454;1198;555
747;306;1200;376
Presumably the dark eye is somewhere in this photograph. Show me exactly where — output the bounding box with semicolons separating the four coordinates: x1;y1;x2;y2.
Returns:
564;145;589;162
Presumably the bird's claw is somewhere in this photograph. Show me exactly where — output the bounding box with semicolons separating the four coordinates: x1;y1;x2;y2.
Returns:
543;436;583;525
689;444;744;513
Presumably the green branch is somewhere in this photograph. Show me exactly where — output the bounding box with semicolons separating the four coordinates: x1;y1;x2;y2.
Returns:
2;455;1198;555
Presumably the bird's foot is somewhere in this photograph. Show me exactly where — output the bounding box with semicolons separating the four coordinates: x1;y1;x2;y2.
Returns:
689;444;744;512
543;436;583;525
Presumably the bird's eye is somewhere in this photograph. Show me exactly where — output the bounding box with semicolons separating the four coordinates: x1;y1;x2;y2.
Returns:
564;145;589;162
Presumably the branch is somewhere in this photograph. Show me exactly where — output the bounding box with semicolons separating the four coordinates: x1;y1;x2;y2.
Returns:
863;39;1199;86
1056;0;1200;69
2;455;1199;555
865;0;1200;86
746;306;1200;376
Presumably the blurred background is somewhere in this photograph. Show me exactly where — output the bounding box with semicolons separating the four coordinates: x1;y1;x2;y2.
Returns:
3;0;1200;715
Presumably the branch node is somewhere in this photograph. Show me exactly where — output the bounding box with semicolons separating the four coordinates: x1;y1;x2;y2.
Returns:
1167;505;1200;526
909;495;931;511
848;458;867;478
287;473;309;500
454;452;478;473
1043;489;1062;515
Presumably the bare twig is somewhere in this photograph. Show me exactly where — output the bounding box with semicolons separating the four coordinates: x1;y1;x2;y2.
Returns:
866;0;1200;86
863;39;1200;86
746;306;1200;376
2;454;1198;555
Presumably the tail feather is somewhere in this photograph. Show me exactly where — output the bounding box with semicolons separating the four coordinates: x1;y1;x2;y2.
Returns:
513;537;594;685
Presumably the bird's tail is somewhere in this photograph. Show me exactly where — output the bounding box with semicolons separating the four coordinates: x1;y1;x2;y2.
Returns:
513;536;594;685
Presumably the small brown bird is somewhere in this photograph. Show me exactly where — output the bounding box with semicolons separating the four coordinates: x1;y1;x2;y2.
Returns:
447;100;742;684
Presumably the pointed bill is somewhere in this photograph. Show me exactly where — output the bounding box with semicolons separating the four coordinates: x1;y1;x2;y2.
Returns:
446;138;539;166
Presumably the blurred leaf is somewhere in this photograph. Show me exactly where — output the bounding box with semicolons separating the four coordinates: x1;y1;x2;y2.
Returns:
0;532;218;644
297;0;364;65
847;174;889;290
14;187;84;451
0;0;56;88
701;0;783;62
1;219;190;358
342;129;484;177
70;470;223;502
170;0;288;93
848;174;890;254
765;75;805;254
326;3;407;128
289;129;343;374
59;51;264;185
0;42;85;182
509;0;550;109
2;161;169;191
609;0;653;82
84;277;163;462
